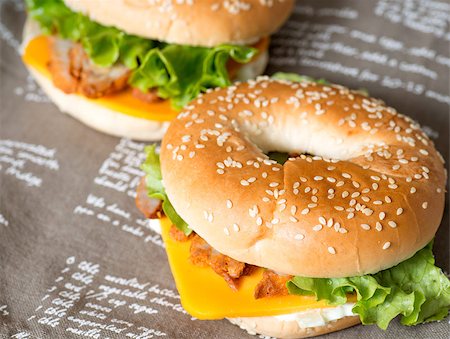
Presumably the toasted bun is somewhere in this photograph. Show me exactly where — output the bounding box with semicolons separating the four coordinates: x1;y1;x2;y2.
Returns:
160;77;446;278
22;18;268;141
228;314;360;339
64;0;294;46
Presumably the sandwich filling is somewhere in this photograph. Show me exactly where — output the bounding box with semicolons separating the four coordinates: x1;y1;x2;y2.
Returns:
138;144;450;329
25;0;266;109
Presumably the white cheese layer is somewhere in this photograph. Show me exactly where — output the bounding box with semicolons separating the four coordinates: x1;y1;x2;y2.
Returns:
273;303;356;328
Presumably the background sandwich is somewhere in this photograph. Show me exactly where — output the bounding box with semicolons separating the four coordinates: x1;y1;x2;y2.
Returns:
22;0;294;140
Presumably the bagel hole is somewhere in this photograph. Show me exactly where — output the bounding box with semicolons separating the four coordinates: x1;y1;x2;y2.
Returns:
267;151;306;165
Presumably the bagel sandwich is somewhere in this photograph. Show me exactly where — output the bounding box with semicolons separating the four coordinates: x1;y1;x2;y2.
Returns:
136;76;450;338
22;0;294;140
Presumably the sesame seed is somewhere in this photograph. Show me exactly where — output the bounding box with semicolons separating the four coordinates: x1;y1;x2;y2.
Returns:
422;202;428;209
217;169;225;174
339;228;348;234
224;227;230;236
388;221;397;228
379;212;386;220
289;216;299;223
226;200;233;209
342;173;352;178
319;217;326;225
290;206;297;215
376;222;383;231
313;224;323;232
271;218;279;224
256;217;263;226
314;176;324;181
347;212;355;219
410;187;417;194
361;224;371;230
240;180;249;186
396;208;403;215
295;233;305;240
385;196;392;203
382;242;391;250
233;223;240;232
301;208;310;215
328;247;336;254
327;218;334;227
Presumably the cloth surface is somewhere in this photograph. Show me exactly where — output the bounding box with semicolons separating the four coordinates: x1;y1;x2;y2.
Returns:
0;0;449;338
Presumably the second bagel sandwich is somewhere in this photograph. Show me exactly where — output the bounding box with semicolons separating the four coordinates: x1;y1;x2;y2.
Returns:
22;0;294;140
136;76;450;338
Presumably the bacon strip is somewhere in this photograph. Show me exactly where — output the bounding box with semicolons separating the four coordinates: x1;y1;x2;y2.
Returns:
254;270;292;299
189;234;250;291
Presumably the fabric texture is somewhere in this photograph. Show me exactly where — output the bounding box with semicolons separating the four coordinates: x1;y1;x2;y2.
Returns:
0;0;449;338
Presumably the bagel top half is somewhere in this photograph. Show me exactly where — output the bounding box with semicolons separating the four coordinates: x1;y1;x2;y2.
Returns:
65;0;295;47
160;76;446;278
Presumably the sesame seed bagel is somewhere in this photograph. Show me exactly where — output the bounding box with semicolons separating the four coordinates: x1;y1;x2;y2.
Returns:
160;76;446;278
64;0;295;47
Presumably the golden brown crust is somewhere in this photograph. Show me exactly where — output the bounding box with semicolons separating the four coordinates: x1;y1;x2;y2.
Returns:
228;314;361;338
64;0;294;46
160;77;447;278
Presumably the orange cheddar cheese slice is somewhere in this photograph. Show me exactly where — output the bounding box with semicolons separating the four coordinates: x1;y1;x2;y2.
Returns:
160;218;356;320
22;35;178;122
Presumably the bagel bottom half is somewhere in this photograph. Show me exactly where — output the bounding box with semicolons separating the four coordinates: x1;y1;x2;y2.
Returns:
21;18;269;141
228;314;360;339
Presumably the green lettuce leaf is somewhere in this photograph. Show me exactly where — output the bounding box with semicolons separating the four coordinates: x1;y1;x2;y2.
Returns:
287;243;450;329
267;151;290;165
130;44;256;108
26;0;256;108
141;145;192;236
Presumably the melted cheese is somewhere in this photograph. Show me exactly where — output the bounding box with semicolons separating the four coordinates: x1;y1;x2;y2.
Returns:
22;36;178;122
159;218;356;319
